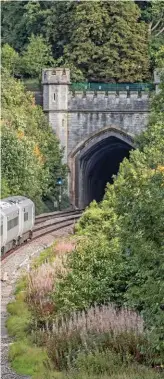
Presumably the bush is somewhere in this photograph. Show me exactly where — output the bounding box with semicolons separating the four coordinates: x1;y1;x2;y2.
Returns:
74;350;124;375
71;352;164;378
53;234;122;314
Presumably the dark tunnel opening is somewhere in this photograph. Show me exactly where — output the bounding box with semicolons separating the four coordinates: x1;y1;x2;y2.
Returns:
79;136;133;207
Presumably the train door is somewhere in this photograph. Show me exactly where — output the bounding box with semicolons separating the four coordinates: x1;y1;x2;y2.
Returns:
0;212;7;250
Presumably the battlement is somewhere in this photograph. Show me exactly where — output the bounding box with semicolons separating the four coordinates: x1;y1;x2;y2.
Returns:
68;90;149;99
68;90;149;112
42;68;70;84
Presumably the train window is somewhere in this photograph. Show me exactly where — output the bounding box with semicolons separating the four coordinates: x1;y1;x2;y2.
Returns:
24;212;28;222
7;216;18;230
1;224;3;236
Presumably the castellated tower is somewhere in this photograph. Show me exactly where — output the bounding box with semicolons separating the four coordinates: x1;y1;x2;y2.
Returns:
42;68;70;163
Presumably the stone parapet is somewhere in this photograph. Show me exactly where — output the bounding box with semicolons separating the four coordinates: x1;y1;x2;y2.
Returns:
68;90;149;112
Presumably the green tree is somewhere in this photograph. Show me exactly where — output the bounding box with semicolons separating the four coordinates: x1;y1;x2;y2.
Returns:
21;34;54;79
54;73;164;354
1;178;10;198
1;126;45;200
1;69;66;212
1;1;28;50
137;1;164;71
60;1;149;82
2;0;150;82
1;1;54;51
148;1;164;39
1;44;20;75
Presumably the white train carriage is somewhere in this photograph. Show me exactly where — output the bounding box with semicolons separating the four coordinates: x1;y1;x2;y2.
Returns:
0;196;35;256
0;202;19;254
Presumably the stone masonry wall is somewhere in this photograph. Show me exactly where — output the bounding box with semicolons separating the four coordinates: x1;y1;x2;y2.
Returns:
41;68;150;162
67;91;149;155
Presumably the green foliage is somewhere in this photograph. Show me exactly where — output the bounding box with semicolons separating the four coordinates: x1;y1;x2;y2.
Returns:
155;46;164;68
70;352;163;379
32;245;55;269
9;340;48;376
7;293;31;339
137;1;164;70
1;125;44;200
58;366;164;379
7;285;51;378
14;275;28;295
53;80;164;357
1;177;10;198
1;69;66;212
60;1;149;82
1;43;20;75
1;1;28;50
2;1;150;82
21;34;54;79
54;235;122;313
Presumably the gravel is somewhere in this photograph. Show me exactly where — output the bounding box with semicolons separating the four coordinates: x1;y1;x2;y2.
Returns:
1;225;73;379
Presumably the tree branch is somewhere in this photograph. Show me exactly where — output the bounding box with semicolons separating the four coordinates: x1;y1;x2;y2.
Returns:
155;26;164;37
152;19;163;32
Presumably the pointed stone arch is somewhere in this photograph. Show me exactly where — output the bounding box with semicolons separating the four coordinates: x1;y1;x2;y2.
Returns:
68;126;135;208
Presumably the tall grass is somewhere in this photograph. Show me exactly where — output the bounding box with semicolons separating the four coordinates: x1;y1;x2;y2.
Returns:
27;240;75;303
26;240;77;319
26;254;68;319
36;304;148;370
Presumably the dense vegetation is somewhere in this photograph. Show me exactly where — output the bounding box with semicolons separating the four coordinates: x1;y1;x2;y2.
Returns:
1;69;67;212
1;0;164;82
53;66;164;355
7;67;164;377
2;0;164;377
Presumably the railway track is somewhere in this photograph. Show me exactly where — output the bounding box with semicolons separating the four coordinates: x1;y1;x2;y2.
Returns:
35;209;83;225
1;209;83;261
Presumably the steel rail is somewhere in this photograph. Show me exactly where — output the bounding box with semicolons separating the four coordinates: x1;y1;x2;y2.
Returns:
1;211;82;261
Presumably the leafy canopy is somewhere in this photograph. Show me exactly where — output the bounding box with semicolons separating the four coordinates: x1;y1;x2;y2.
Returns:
2;0;150;82
53;71;164;354
1;69;66;213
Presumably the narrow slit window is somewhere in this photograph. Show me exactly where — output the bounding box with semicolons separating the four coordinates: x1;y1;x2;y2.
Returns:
53;93;56;101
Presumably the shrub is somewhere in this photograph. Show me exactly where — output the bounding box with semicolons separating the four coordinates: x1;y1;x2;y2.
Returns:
53;234;123;314
74;350;124;375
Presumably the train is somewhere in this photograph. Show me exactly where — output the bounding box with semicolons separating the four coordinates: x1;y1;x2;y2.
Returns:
0;196;35;257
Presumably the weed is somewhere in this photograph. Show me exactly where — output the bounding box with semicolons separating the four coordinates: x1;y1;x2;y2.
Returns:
14;275;28;295
32;245;55;269
45;304;147;370
7;294;31;338
26;253;68;320
9;339;49;376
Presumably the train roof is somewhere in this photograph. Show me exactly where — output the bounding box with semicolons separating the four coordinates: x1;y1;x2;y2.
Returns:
0;196;34;216
2;196;28;204
0;201;18;217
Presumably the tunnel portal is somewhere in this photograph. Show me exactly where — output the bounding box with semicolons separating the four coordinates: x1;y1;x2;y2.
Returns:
74;135;133;208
